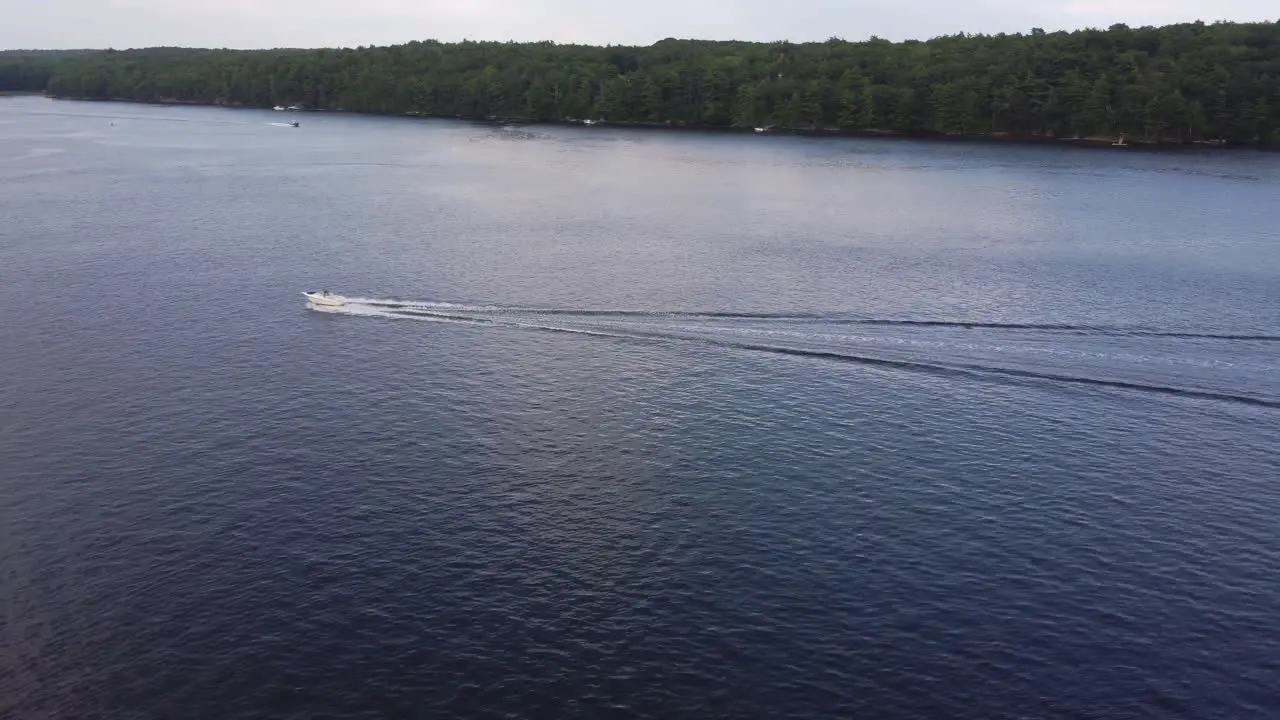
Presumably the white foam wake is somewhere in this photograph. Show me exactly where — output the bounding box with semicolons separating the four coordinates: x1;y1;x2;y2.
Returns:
307;301;474;324
339;297;508;312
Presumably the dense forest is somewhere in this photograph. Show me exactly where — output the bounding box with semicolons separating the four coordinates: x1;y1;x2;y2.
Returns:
3;21;1279;145
0;57;54;93
0;49;96;92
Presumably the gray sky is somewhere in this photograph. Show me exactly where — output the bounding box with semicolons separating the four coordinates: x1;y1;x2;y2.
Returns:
3;0;1275;49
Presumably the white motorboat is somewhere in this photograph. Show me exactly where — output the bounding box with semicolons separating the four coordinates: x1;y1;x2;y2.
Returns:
302;290;344;307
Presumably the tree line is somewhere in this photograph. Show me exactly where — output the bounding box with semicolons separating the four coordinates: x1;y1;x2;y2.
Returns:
3;21;1278;145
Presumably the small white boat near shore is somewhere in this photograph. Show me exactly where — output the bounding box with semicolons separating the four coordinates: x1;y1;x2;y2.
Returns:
302;290;344;307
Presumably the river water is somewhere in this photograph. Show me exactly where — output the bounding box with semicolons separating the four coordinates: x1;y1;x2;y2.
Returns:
2;95;1278;719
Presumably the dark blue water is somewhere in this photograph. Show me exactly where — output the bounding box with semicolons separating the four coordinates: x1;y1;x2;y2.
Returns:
2;96;1278;719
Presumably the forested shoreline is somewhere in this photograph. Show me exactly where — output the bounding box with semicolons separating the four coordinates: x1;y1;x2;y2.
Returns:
2;22;1278;146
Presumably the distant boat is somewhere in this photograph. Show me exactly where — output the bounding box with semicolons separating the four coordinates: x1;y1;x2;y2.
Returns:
583;119;599;126
289;120;300;128
302;290;343;307
273;105;285;111
1113;134;1128;147
287;105;303;112
754;126;768;133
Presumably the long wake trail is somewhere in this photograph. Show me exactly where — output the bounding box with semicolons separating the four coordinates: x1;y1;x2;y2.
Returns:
316;297;1279;409
354;298;1280;342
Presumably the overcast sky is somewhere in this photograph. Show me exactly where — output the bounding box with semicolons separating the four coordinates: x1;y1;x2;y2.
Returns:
2;0;1275;50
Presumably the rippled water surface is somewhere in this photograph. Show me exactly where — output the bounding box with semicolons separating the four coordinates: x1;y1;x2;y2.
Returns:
2;96;1278;719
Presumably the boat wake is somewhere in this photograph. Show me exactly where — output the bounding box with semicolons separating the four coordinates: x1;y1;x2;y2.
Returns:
307;296;1279;409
